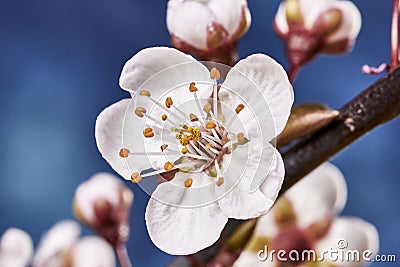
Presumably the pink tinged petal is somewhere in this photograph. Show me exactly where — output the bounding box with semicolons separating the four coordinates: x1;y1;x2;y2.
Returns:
0;228;33;267
145;173;228;255
70;237;116;267
285;162;347;228
32;220;80;267
74;173;129;223
95;99;152;180
217;140;283;219
316;217;379;267
222;54;294;141
234;251;275;267
119;47;209;93
361;63;389;75
166;1;216;50
324;1;362;45
207;0;250;37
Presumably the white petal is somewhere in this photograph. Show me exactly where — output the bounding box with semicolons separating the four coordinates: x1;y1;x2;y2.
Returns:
33;220;80;267
166;2;215;50
253;212;279;239
71;237;115;267
274;2;289;35
145;173;228;254
234;251;274;267
325;1;362;44
217;140;283;219
299;0;336;29
208;0;247;36
222;54;293;141
0;228;33;267
285;162;347;228
119;47;209;93
96;99;160;179
316;217;379;267
74;172;130;222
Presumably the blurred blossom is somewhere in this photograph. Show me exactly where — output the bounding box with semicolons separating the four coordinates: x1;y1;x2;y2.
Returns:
73;173;134;246
0;228;33;267
274;0;361;69
234;163;379;267
167;0;251;65
32;220;115;267
95;46;293;255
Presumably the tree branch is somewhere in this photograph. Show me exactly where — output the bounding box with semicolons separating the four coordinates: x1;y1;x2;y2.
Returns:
169;67;400;267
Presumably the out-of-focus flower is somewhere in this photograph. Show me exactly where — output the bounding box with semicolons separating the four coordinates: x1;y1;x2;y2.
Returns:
167;0;251;65
73;173;133;246
32;220;115;267
234;163;379;267
95;46;293;255
275;0;361;71
0;228;33;267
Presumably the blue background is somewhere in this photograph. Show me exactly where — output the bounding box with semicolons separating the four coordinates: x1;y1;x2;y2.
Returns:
0;0;398;266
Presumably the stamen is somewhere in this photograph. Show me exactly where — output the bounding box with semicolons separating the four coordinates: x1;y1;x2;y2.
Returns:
135;107;147;118
161;114;168;121
181;147;188;154
160;144;168;152
216;177;224;186
189;82;198;92
201;134;222;149
119;148;130;158
184;178;193;188
164;161;174;171
235;104;245;114
139;90;151;97
211;128;222;143
210;68;221;80
206;121;217;129
165;97;173;108
203;103;211;114
190;113;199;122
143;127;154;138
193;92;205;119
131;172;142;184
237;132;246;144
214;161;224;186
140;162;195;178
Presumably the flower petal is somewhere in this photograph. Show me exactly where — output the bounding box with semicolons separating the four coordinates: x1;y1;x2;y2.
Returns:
166;2;215;50
274;2;289;36
208;0;248;36
221;54;293;141
119;47;209;93
285;162;347;228
315;216;379;267
70;237;115;267
32;220;80;267
324;1;361;45
217;140;283;219
145;173;228;255
0;228;33;267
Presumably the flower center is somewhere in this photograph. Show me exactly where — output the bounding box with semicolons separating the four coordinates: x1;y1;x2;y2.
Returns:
119;67;248;188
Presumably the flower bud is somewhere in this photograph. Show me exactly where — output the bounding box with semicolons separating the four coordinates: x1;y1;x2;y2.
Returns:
274;0;361;66
69;237;115;267
73;173;134;246
0;228;33;267
167;0;251;65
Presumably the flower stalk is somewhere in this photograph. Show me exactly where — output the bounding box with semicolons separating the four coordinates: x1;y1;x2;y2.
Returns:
115;243;133;267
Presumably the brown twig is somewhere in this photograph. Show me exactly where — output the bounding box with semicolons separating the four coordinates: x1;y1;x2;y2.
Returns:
169;67;400;267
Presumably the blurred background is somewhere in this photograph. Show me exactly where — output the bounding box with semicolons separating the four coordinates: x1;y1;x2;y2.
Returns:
0;0;398;266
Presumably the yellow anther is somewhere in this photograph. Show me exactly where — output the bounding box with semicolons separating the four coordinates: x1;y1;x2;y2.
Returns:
210;67;221;80
235;104;245;114
135;107;147;118
119;148;130;158
206;121;217;129
189;82;198;92
165;97;173;108
190;113;199;122
160;144;168;152
216;177;224;186
237;132;245;144
143;127;154;138
161;114;168;121
131;172;142;184
181;147;188;154
205;143;212;150
139;90;151;97
180;137;190;146
164;162;174;171
203;103;211;113
184;178;193;188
